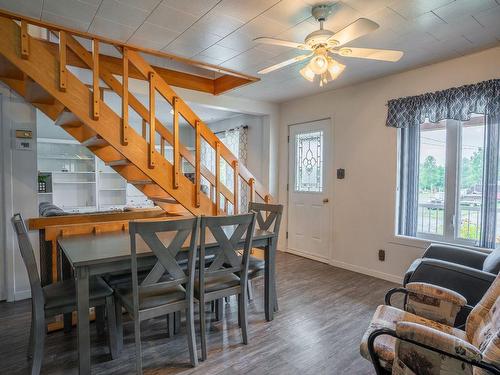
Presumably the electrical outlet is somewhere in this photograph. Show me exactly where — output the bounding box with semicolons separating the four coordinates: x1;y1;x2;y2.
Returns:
378;249;385;261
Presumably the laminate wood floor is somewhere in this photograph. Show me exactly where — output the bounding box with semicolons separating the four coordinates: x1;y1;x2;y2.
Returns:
0;252;396;375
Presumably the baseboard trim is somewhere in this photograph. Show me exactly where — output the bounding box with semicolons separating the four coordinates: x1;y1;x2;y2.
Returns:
329;259;403;284
285;248;330;264
14;289;31;301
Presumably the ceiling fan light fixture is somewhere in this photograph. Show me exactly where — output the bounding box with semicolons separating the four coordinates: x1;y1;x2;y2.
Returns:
327;58;346;80
300;65;315;82
309;54;329;74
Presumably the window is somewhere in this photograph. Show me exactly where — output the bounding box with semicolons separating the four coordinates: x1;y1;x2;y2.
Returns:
400;114;492;246
294;130;324;192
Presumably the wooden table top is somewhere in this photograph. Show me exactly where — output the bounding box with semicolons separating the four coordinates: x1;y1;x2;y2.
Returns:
58;228;273;267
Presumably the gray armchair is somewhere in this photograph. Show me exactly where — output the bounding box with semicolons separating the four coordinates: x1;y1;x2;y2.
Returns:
404;243;499;325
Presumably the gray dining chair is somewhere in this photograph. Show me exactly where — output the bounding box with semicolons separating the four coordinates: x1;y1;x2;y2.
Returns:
196;212;257;361
247;202;283;309
11;213;118;375
114;217;200;374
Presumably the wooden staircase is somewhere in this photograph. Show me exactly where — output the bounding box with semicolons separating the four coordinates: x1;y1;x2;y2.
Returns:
0;13;271;216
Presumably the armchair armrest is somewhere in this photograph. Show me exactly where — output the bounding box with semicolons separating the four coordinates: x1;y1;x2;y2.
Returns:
366;326;500;375
423;244;487;269
385;282;466;325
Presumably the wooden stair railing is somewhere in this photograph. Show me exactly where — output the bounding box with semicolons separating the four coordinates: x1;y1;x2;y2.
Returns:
0;14;272;216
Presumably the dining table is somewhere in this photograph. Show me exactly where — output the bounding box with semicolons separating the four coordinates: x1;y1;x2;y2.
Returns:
58;226;278;374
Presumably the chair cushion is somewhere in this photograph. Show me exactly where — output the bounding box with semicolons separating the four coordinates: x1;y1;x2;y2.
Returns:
116;284;186;311
360;305;467;370
483;250;500;274
43;276;113;310
195;273;240;295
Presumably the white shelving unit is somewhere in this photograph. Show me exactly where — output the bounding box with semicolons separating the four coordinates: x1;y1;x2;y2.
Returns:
37;138;153;213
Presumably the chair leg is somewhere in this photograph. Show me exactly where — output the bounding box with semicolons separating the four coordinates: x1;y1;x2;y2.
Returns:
185;307;198;367
63;312;72;333
247;279;254;302
167;313;175;337
114;299;123;354
31;313;45;375
199;301;207;361
174;311;181;334
27;307;34;359
215;299;223;321
134;318;143;375
95;305;106;337
105;297;119;359
239;290;249;345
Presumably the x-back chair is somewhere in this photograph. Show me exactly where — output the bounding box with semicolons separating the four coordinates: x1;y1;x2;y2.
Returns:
12;213;117;375
114;217;200;374
196;212;257;361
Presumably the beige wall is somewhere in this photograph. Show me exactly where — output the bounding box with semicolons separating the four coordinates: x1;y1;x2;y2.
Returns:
278;46;500;283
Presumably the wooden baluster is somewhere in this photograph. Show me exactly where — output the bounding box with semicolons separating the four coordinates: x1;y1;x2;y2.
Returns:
172;96;179;189
21;20;29;59
233;160;239;214
249;178;255;203
121;47;129;145
58;31;67;91
224;198;228;214
215;141;221;215
194;120;201;208
92;38;100;120
160;137;165;156
265;194;271;204
210;184;214;203
141;119;147;139
148;72;156;168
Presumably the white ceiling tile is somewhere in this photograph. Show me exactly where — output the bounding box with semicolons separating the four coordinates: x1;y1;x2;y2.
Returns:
42;10;91;31
474;4;500;28
216;30;255;52
368;6;410;32
387;0;454;19
344;0;398;16
162;40;206;58
129;22;179;47
146;3;198;33
125;36;165;51
427;15;485;41
89;16;136;41
216;0;281;23
162;0;221;17
169;27;221;50
277;18;317;42
43;0;99;24
0;0;43;18
263;0;313;25
116;0;162;12
193;11;244;38
462;27;499;45
433;0;498;23
239;14;290;39
192;54;225;65
199;44;240;60
97;0;149;29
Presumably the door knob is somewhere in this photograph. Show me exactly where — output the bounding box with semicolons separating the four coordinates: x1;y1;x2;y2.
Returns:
323;198;329;203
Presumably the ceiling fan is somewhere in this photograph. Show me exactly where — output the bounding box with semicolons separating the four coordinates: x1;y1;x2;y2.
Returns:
254;4;404;86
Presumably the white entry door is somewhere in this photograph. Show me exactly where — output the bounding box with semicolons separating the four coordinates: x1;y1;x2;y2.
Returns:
288;119;332;263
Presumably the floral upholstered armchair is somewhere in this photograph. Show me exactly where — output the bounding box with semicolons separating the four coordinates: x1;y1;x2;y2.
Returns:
360;276;500;374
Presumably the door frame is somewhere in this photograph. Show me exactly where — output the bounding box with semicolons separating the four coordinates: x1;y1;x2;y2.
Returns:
286;117;334;264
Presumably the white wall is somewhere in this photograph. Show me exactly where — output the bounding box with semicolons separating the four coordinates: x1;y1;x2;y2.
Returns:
278;46;500;284
0;86;38;301
208;114;265;182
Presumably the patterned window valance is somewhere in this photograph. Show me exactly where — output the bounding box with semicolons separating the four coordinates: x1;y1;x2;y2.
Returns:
386;79;500;128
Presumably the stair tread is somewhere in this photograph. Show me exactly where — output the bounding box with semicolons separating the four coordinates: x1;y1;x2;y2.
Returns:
55;110;82;128
151;196;177;204
106;159;130;167
82;135;108;148
130;179;154;185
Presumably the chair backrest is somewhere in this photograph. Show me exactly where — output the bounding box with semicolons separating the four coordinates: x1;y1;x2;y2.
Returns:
248;202;283;235
199;213;257;296
11;213;44;307
466;273;500;361
129;217;200;312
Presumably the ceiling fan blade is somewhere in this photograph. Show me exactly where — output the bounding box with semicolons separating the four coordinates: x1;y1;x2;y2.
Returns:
254;37;308;50
258;54;312;74
327;18;379;47
337;47;403;62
